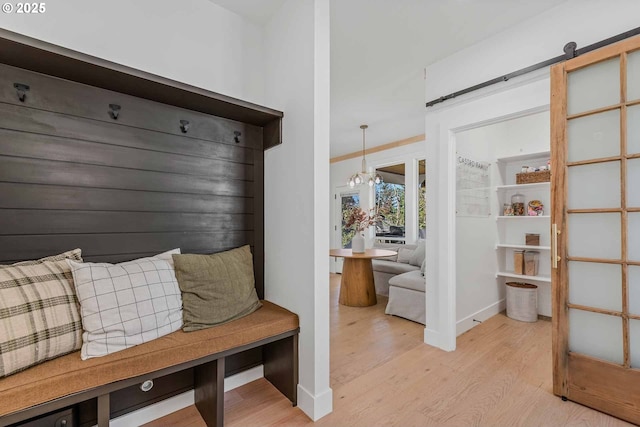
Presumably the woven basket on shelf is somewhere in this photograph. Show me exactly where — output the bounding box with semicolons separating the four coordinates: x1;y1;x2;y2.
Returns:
506;282;538;322
516;170;550;184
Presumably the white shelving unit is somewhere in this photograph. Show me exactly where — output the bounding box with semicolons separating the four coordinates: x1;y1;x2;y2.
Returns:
495;151;552;316
496;215;550;220
496;271;552;283
495;182;550;191
496;244;551;251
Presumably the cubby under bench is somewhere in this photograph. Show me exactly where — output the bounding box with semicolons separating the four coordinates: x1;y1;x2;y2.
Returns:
0;301;299;427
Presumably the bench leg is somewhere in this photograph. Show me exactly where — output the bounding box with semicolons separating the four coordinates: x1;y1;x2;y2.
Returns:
264;334;298;406
97;394;110;427
194;357;225;427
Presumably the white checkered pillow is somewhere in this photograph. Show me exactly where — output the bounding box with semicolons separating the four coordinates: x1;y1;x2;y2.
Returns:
67;257;183;360
0;249;83;377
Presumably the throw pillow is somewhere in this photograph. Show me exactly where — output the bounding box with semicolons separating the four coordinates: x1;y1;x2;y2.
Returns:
374;245;399;261
0;249;83;377
154;248;180;269
68;257;183;360
421;258;426;277
172;245;262;332
410;240;426;267
397;247;413;264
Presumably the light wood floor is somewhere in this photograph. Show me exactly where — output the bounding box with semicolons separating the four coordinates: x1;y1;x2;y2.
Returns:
146;274;632;427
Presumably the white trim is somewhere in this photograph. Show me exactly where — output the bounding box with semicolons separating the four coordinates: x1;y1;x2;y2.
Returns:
423;327;455;352
223;365;264;392
109;365;264;427
425;74;552;352
456;299;506;336
297;384;333;421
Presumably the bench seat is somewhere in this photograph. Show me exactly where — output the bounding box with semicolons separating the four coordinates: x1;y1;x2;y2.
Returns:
0;301;299;425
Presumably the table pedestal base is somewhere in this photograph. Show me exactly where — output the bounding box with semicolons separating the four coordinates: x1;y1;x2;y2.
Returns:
339;258;377;307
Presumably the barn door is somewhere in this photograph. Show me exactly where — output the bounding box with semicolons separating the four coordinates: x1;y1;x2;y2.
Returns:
551;35;640;423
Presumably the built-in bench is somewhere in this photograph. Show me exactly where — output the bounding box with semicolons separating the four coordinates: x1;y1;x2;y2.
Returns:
0;301;299;427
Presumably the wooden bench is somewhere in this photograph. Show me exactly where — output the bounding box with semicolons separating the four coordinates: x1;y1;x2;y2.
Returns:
0;301;299;427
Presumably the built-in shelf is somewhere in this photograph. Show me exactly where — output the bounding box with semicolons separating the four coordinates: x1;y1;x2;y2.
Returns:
496;244;551;251
496;151;551;163
496;182;550;191
496;215;550;220
496;271;552;283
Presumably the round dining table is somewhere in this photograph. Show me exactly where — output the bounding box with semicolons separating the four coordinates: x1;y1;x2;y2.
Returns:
329;248;397;307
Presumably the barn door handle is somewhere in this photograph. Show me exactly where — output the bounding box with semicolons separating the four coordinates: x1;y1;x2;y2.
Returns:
552;223;561;269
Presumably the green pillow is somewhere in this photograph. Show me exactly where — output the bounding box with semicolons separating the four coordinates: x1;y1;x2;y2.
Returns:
172;245;262;332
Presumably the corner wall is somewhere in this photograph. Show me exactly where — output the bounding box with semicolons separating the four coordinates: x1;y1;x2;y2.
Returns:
263;0;332;420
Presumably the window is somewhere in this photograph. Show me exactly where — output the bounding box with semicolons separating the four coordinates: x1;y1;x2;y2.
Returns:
340;193;360;248
375;163;406;239
418;159;426;239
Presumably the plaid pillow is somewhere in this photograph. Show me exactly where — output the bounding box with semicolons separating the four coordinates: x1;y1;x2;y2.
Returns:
68;256;183;360
0;249;83;377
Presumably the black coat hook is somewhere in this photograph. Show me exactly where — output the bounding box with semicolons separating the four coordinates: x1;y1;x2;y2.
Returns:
109;104;121;120
234;131;241;144
180;120;190;134
14;83;30;102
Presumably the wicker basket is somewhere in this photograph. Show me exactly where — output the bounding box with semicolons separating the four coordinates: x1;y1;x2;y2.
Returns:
516;170;551;184
506;282;538;322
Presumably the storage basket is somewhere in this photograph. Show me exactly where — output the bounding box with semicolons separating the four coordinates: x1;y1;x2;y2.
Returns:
516;170;551;184
506;282;538;322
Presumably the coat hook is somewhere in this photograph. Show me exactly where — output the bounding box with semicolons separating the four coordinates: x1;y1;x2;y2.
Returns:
180;120;190;134
14;83;30;102
109;104;121;120
234;131;241;144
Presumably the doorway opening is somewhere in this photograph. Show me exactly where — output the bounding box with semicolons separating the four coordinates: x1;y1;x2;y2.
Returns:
454;111;551;336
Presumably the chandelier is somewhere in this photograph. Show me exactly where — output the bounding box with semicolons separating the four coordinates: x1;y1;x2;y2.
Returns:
348;125;383;188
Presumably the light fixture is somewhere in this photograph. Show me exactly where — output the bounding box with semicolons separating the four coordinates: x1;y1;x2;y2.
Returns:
348;124;383;188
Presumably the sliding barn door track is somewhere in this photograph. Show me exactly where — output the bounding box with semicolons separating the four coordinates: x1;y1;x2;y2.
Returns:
425;25;640;108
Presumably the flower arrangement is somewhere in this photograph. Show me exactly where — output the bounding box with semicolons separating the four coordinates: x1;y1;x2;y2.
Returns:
344;207;379;233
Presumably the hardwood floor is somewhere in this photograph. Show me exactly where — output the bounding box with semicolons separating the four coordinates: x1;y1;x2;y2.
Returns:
145;274;632;427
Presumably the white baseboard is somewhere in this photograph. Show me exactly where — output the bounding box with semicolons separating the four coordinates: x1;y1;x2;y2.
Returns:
423;327;455;351
223;365;264;392
456;299;506;336
110;365;264;427
297;384;333;421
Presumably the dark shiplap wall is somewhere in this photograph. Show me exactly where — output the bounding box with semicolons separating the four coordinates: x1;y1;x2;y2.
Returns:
0;62;264;296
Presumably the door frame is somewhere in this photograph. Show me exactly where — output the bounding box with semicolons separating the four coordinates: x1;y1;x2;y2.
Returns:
332;186;362;273
424;68;551;351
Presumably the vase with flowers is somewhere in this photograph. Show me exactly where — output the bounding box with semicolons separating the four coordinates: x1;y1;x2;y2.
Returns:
344;207;379;253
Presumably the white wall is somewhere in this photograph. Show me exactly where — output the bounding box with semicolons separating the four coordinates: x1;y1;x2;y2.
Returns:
263;0;332;420
329;140;425;272
455;112;551;336
425;0;640;103
0;0;265;104
455;126;499;334
425;0;640;351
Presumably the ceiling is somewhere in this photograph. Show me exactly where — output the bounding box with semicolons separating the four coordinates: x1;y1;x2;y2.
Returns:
210;0;568;157
208;0;287;24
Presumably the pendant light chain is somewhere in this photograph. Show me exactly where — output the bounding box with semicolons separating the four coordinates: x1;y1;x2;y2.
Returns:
348;124;383;188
